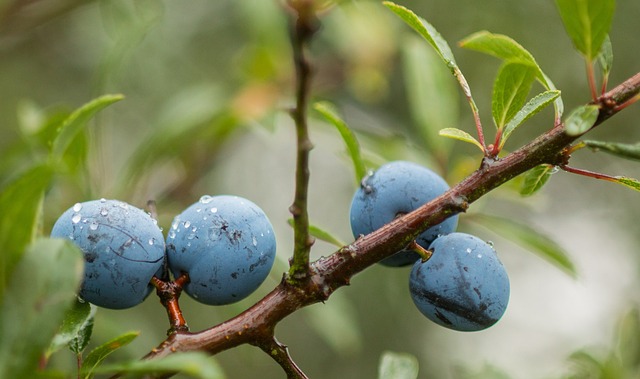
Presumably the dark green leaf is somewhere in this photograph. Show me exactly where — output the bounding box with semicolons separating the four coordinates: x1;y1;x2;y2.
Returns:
597;35;613;77
313;101;367;183
0;239;84;379
555;0;616;60
48;298;96;356
439;128;484;152
613;176;640;192
520;164;556;196
583;140;640;161
51;94;124;160
460;31;564;118
472;214;577;277
81;331;140;379
93;352;225;379
287;219;346;247
378;351;419;379
0;164;54;293
500;90;561;150
401;36;458;156
492;62;537;129
564;105;599;136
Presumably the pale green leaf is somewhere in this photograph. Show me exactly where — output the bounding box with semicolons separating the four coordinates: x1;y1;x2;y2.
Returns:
613;176;640;192
520;164;556;196
597;35;613;77
0;239;84;379
93;352;225;379
564;104;599;136
473;214;576;277
492;62;537;129
48;298;96;356
439;128;484;152
0;164;54;294
555;0;616;60
378;351;419;379
51;94;124;159
583;140;640;161
313;101;367;183
81;331;139;379
287;219;346;247
500;90;561;149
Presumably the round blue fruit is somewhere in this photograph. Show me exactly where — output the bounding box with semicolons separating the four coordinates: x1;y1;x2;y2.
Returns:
166;195;276;305
409;232;510;331
350;161;458;266
50;199;165;309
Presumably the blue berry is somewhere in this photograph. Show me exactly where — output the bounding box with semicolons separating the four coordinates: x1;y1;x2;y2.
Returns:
409;233;510;331
50;199;165;309
166;195;276;305
350;161;458;266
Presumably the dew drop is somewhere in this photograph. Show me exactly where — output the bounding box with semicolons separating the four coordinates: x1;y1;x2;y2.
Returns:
187;233;195;240
191;226;198;233
100;208;109;216
168;230;176;239
72;214;82;224
171;220;179;230
196;208;202;213
477;254;483;259
210;207;218;213
100;198;107;203
486;241;494;247
89;221;99;231
252;236;258;246
73;203;82;212
466;248;472;254
183;220;191;228
200;195;213;204
148;238;155;246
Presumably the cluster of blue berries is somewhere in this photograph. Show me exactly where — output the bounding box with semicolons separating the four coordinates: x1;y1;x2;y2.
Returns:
51;196;276;309
350;161;510;331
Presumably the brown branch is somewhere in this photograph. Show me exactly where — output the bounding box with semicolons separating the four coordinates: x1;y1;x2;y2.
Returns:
255;336;309;379
141;73;640;371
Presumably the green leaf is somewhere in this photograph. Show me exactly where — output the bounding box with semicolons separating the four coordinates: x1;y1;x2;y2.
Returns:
613;176;640;192
500;90;561;150
520;164;557;196
492;62;537;129
81;331;140;379
384;2;478;115
583;140;640;161
51;94;124;160
472;214;577;277
401;36;458;156
555;0;616;60
93;352;225;379
313;101;367;183
0;239;84;379
0;164;54;294
287;219;346;247
564;104;599;136
460;31;564;118
48;298;96;356
439;128;484;152
378;351;419;379
597;35;613;77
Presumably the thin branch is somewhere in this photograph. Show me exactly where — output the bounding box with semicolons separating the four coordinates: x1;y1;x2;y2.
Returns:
287;0;319;281
140;73;640;369
256;336;309;379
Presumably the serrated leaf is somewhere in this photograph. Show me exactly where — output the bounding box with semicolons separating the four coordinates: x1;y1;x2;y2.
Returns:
500;90;561;150
564;104;599;136
81;331;140;379
402;36;458;156
520;164;556;196
473;214;576;278
439;128;484;152
597;35;613;77
51;94;124;160
460;31;564;118
613;176;640;192
287;219;346;247
378;351;419;379
313;101;367;183
583;140;640;161
0;164;54;294
384;2;478;113
48;299;96;356
0;239;84;379
555;0;615;60
93;352;225;379
492;62;537;129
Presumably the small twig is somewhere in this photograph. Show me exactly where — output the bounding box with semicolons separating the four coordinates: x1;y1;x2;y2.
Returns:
151;274;190;334
256;336;309;379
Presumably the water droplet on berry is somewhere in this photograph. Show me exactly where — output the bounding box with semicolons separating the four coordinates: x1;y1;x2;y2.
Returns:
183;220;191;228
72;214;82;224
89;222;99;231
100;208;109;216
200;195;213;204
73;203;82;212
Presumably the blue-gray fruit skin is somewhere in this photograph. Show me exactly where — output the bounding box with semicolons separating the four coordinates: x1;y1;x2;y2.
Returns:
349;161;458;266
409;232;510;332
50;199;165;309
166;195;276;305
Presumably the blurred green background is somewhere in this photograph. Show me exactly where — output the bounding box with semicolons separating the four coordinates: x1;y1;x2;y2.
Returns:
1;0;640;378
